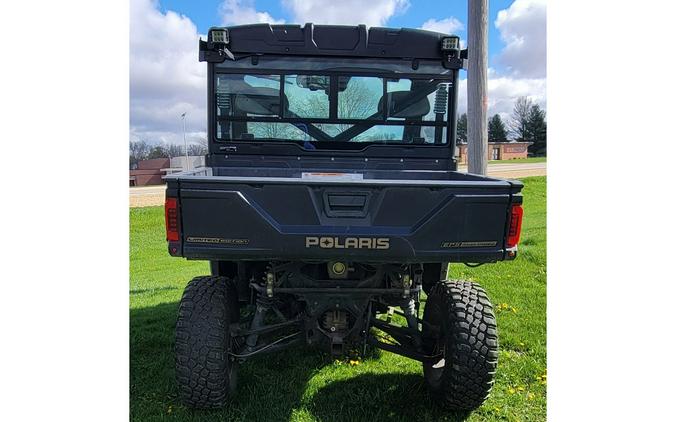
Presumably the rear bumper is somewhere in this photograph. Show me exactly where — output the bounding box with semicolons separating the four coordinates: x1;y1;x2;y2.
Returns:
170;238;513;264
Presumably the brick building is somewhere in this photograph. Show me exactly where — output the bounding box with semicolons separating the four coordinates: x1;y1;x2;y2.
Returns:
129;158;169;186
456;141;532;164
129;156;207;186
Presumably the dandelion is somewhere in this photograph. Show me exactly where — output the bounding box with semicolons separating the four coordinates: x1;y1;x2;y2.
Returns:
349;359;360;366
527;393;535;400
517;386;525;392
494;406;501;412
508;387;516;394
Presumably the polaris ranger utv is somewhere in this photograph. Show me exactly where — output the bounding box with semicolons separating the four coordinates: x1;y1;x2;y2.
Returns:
165;23;524;411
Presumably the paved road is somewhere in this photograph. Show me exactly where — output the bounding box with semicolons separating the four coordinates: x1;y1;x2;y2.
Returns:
129;185;167;208
458;161;546;178
129;162;546;208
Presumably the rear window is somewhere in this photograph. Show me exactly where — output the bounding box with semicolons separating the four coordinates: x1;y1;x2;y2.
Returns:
214;72;452;148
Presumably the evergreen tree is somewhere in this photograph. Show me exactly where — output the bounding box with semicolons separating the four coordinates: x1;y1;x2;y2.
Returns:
527;104;547;156
488;114;508;142
456;113;467;143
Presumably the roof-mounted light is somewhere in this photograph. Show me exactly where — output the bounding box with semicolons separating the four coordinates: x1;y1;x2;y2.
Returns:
441;36;460;53
210;28;230;45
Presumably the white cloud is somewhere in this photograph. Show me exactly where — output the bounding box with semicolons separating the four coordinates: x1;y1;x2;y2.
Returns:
456;75;546;123
282;0;409;27
220;0;285;26
494;0;546;78
130;0;286;145
451;0;547;126
420;17;464;34
130;0;206;145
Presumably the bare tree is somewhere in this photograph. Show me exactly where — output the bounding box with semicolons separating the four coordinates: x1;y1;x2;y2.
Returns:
166;144;184;158
188;144;208;156
147;145;169;159
302;79;379;136
129;140;150;169
195;137;208;149
508;96;533;141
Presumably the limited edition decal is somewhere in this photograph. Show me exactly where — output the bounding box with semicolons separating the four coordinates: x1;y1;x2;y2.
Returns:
186;236;250;245
441;241;498;248
305;236;390;250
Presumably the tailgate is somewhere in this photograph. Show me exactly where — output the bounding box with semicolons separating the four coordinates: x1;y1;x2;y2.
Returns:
167;174;523;263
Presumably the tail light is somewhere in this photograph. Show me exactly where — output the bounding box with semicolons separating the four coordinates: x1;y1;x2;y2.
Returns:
165;197;180;242
506;204;523;248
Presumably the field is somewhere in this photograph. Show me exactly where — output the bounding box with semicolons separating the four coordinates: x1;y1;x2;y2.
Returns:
130;176;546;421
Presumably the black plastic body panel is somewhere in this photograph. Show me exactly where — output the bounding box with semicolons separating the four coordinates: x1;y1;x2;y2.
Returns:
166;167;523;264
201;24;453;62
202;23;462;170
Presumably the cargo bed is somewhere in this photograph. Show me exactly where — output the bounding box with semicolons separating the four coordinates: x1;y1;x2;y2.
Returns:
165;166;523;264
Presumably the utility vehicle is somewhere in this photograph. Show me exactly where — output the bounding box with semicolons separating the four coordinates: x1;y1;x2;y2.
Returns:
165;23;524;411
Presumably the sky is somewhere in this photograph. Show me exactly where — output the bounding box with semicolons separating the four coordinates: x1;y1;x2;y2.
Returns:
130;0;546;145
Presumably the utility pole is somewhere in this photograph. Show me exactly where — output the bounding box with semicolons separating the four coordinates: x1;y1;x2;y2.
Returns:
181;112;190;171
467;0;488;175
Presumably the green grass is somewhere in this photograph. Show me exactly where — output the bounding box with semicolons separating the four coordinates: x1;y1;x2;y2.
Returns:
130;176;546;421
488;157;547;164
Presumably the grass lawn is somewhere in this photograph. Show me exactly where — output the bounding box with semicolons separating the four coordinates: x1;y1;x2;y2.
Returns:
488;157;547;164
130;176;546;421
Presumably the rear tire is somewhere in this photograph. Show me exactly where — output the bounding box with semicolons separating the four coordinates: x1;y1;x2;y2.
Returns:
175;276;239;408
422;263;448;296
421;280;498;410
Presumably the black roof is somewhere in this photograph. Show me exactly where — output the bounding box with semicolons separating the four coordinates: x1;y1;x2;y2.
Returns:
204;23;455;61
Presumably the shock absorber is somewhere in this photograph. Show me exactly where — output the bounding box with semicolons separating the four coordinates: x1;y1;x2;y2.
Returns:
245;270;288;352
433;84;449;144
245;271;275;351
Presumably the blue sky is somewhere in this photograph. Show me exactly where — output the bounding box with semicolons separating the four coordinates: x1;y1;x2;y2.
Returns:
131;0;546;145
159;0;512;73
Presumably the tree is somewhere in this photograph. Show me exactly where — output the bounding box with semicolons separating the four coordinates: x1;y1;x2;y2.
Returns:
508;96;533;141
456;113;467;144
166;144;184;158
188;144;208;156
303;78;379;136
488;114;508;142
147;145;170;159
129;140;150;169
527;104;547;156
